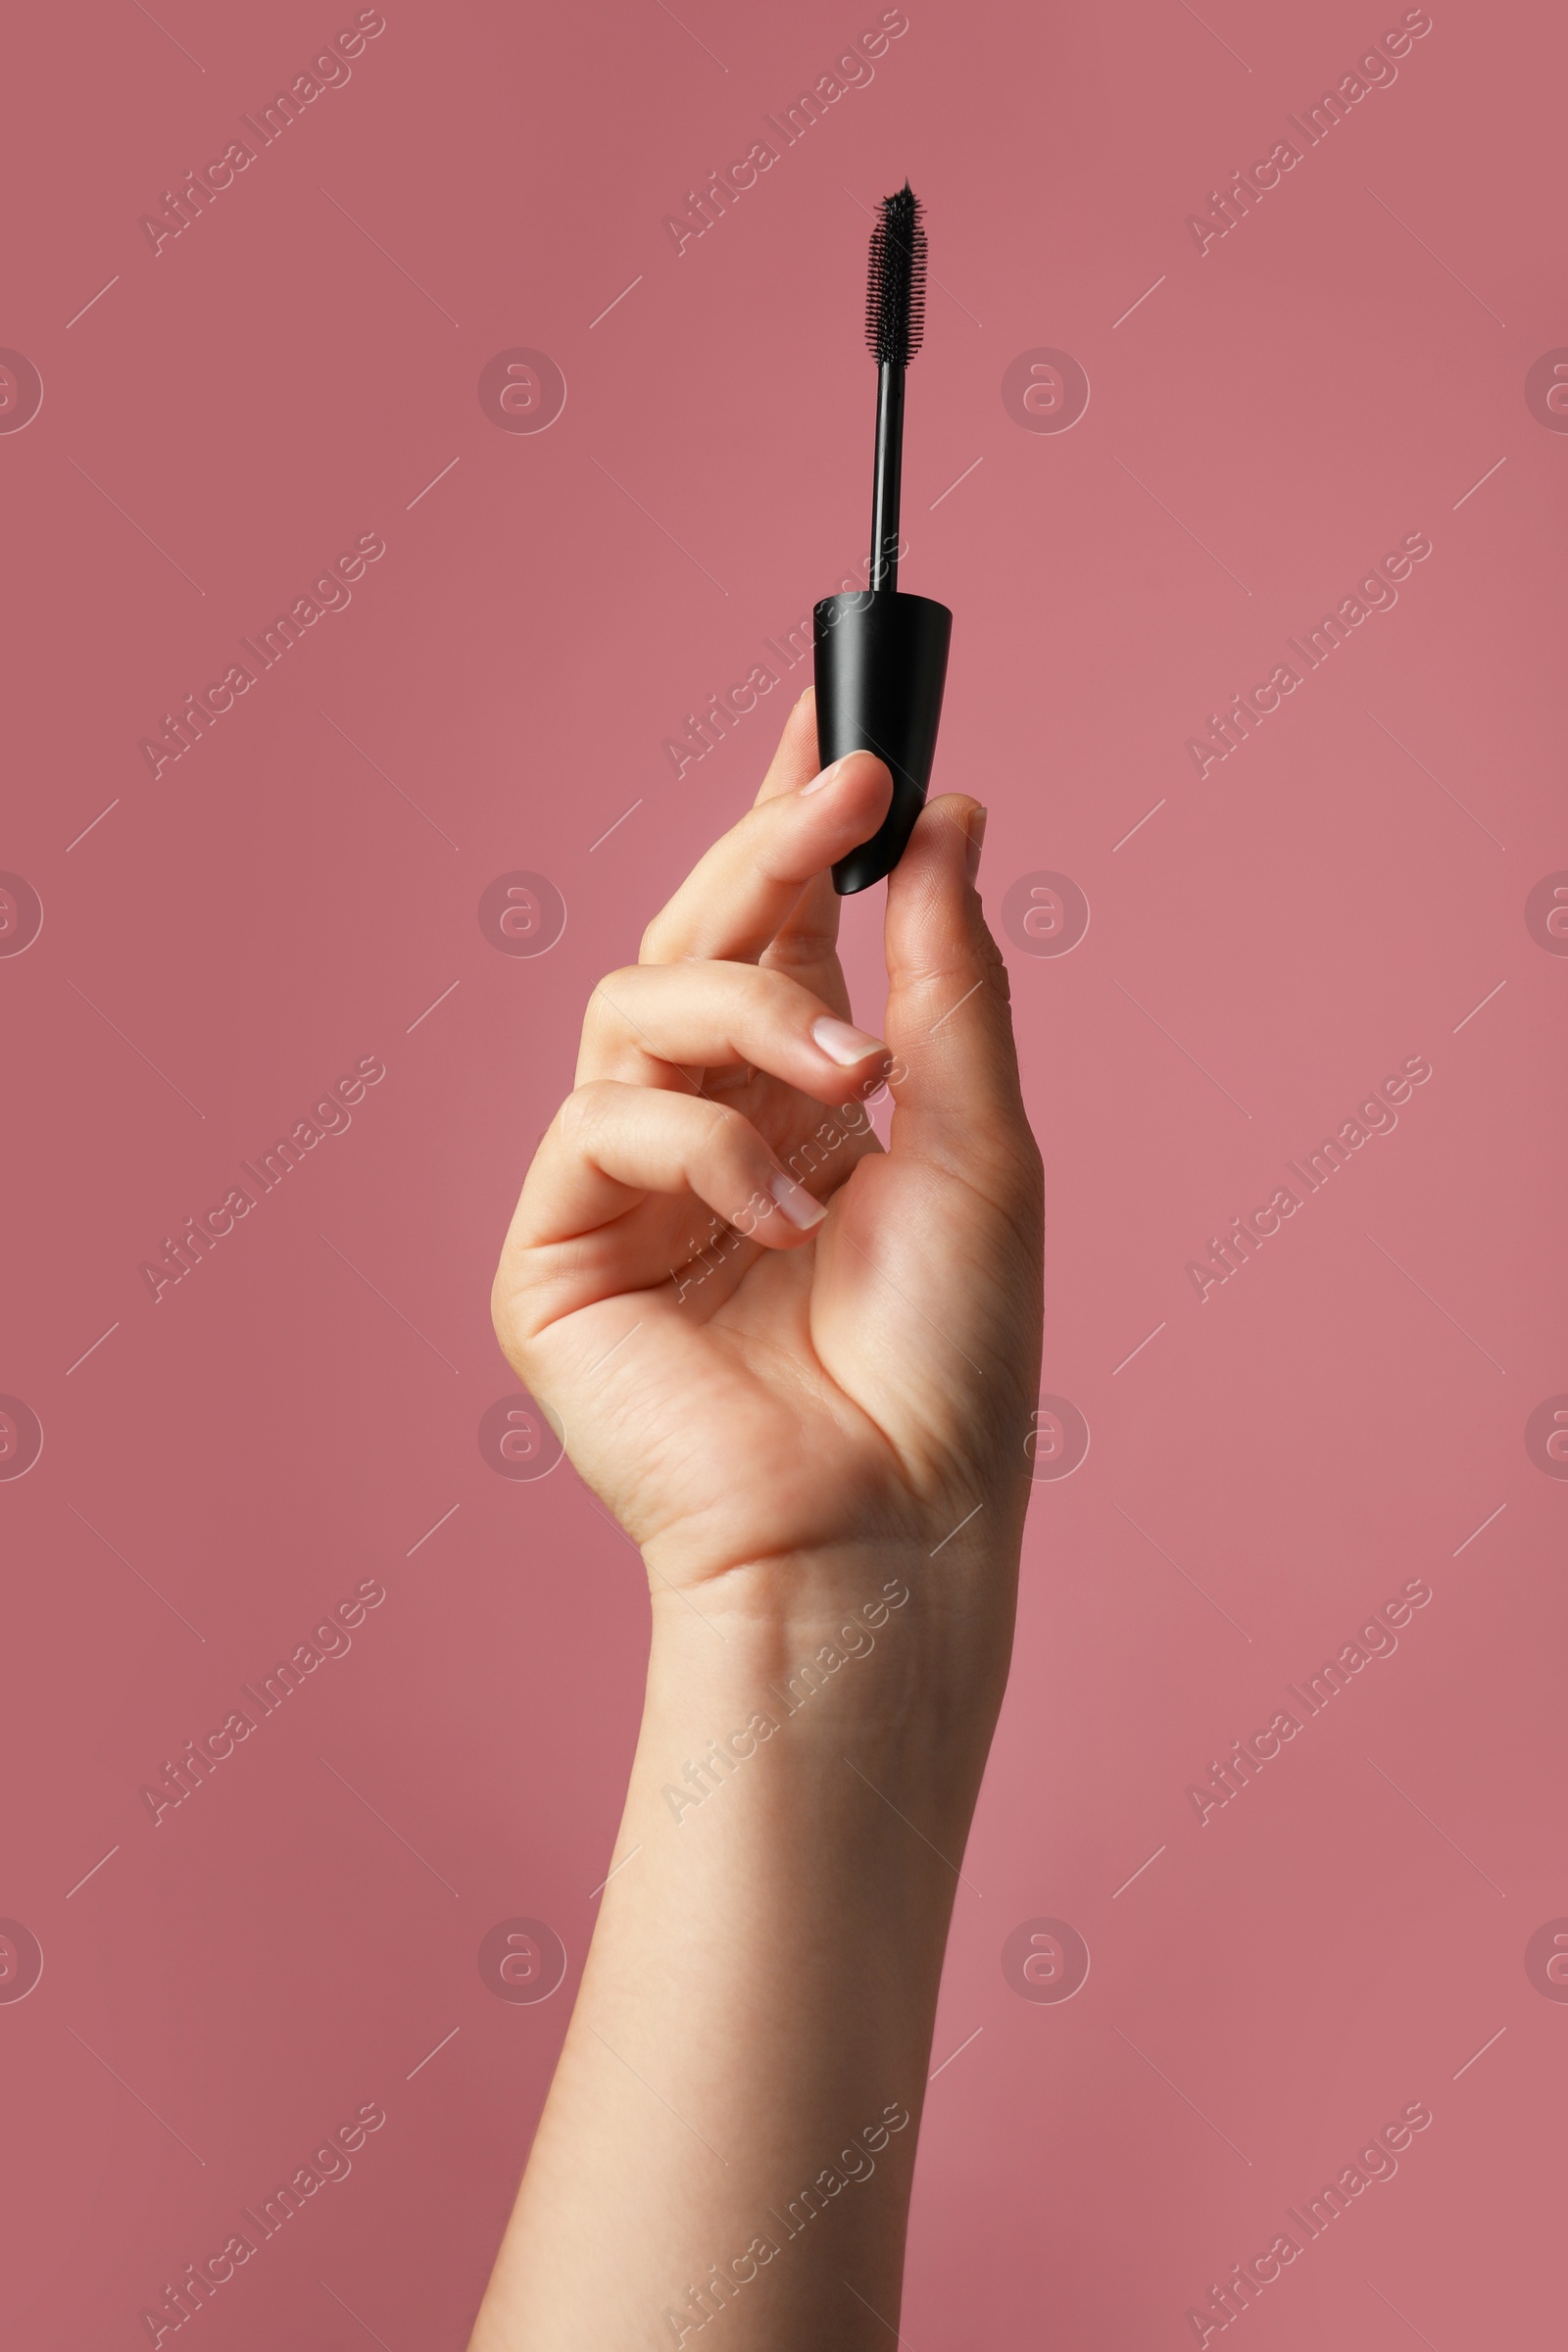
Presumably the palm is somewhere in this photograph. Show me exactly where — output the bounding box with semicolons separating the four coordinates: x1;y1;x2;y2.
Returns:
503;1088;959;1583
491;706;1041;1593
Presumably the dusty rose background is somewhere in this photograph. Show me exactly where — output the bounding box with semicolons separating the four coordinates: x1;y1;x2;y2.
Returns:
3;0;1563;2343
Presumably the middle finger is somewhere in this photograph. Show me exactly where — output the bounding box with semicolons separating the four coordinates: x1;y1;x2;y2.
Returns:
579;961;890;1102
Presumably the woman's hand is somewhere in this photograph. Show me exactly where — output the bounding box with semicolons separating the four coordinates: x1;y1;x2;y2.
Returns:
491;690;1044;1630
473;693;1045;2351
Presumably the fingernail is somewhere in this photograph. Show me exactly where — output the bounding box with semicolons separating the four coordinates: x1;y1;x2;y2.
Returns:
801;757;845;797
965;807;988;886
811;1015;888;1066
770;1170;826;1230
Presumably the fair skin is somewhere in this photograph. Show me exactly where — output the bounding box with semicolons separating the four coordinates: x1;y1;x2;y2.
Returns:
470;689;1044;2349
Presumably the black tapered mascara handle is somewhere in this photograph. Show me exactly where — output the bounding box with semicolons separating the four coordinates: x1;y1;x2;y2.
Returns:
814;589;952;896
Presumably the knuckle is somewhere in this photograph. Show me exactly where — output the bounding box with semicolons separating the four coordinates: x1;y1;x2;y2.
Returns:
765;917;838;972
582;968;638;1038
489;1266;525;1356
705;1100;752;1153
976;1120;1045;1217
731;963;773;1018
738;960;807;1020
490;1256;547;1369
559;1081;614;1151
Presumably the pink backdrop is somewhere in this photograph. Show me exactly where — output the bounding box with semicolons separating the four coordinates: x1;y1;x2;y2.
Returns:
3;0;1563;2343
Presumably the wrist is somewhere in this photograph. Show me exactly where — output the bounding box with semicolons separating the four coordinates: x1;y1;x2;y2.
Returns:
640;1539;1017;1825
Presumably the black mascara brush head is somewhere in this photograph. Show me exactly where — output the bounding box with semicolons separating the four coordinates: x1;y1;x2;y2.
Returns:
864;182;926;369
816;178;950;895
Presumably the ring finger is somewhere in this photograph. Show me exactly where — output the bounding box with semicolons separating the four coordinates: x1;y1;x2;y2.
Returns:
508;1083;827;1265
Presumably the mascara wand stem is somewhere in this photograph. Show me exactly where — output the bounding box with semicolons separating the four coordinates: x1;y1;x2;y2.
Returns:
819;180;949;894
869;361;904;592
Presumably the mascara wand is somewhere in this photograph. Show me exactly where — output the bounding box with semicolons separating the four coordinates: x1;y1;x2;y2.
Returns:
867;182;924;593
816;182;953;895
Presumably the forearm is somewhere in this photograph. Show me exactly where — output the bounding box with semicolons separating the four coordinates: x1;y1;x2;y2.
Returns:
476;716;1040;2341
469;1541;1014;2350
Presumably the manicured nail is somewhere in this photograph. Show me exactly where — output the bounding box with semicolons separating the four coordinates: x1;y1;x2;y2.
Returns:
770;1170;826;1230
811;1016;888;1066
965;807;988;886
801;757;845;796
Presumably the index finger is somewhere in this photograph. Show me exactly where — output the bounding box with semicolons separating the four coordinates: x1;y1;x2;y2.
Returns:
639;702;891;967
